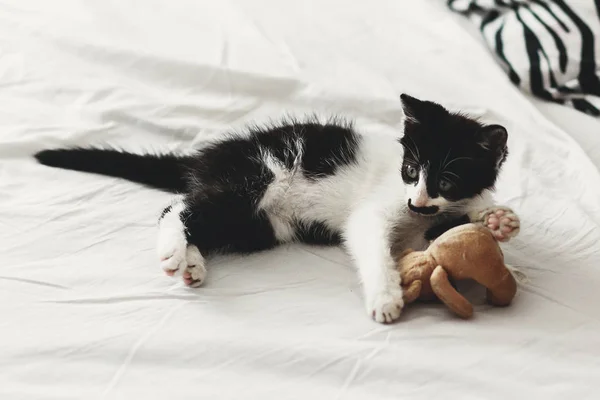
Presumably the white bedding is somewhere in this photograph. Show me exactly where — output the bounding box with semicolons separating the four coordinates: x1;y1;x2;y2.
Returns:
2;1;600;399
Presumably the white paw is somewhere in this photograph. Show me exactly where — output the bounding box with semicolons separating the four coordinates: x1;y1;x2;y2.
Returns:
182;245;207;288
157;232;187;276
369;287;405;324
479;206;520;242
157;200;189;276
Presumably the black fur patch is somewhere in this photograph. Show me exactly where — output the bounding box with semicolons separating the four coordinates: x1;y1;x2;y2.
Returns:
159;205;172;221
186;136;275;201
182;192;278;256
294;221;342;246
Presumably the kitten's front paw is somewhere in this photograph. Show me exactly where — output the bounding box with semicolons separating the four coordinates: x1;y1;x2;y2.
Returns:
368;288;405;324
479;207;520;242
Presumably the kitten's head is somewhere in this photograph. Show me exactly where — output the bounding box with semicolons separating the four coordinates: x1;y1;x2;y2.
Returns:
399;94;508;216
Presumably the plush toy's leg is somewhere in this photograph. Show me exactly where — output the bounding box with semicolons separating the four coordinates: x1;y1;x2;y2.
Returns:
403;280;422;304
430;266;474;319
484;264;518;307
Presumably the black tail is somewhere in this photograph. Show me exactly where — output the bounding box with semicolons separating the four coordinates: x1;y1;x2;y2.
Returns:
34;148;192;193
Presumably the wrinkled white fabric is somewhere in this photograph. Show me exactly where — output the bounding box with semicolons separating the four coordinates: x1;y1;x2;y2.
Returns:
1;1;600;399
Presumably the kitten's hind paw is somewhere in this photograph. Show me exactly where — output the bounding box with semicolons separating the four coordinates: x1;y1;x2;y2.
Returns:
182;245;207;288
159;240;187;277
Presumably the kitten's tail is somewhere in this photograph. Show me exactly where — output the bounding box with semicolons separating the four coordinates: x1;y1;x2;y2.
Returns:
34;148;192;193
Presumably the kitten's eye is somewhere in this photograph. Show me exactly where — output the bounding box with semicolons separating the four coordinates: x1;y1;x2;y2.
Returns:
405;165;418;179
438;179;453;192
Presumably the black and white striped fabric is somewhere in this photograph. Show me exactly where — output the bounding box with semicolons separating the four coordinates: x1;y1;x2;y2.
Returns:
449;0;600;116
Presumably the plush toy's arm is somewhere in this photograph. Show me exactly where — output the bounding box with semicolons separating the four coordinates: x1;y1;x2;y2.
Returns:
424;214;470;241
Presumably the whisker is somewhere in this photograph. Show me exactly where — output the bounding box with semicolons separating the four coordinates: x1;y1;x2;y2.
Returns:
442;171;461;181
406;135;421;160
441;149;452;170
442;203;470;214
403;144;419;162
444;157;473;169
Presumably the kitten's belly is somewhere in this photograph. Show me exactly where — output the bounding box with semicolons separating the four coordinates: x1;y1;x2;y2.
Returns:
258;173;354;241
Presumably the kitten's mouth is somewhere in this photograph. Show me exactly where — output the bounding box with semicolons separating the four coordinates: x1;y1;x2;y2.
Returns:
408;200;439;216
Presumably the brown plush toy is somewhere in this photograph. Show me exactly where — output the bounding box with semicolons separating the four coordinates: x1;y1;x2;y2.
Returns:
397;223;517;319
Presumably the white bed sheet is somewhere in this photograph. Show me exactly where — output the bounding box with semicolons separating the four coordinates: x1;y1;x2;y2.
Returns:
2;1;600;399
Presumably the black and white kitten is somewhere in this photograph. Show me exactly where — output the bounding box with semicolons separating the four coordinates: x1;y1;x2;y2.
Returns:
35;94;520;323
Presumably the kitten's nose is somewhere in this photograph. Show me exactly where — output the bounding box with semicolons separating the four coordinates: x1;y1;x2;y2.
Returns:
410;195;429;208
410;180;430;208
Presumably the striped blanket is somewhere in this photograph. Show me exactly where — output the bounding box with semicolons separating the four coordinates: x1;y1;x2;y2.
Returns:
449;0;600;116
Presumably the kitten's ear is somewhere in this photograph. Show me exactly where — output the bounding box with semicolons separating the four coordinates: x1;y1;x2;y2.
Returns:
400;93;446;123
400;93;424;121
477;124;508;152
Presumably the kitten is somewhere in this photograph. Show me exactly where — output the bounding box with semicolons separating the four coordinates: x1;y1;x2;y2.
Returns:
35;94;519;323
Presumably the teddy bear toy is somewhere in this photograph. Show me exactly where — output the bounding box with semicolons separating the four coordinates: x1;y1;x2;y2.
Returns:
397;223;517;319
